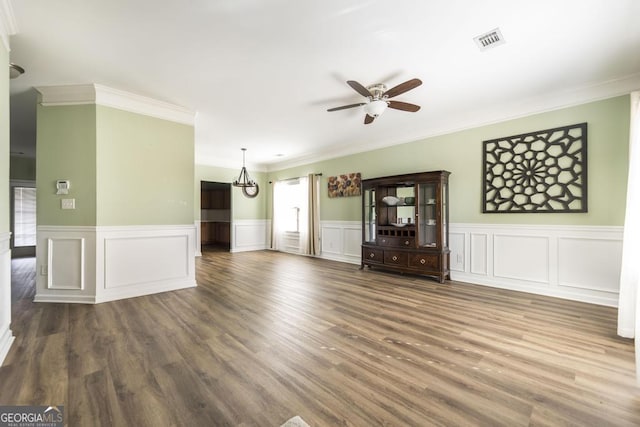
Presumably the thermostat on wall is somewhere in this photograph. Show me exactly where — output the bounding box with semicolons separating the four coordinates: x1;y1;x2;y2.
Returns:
56;180;70;195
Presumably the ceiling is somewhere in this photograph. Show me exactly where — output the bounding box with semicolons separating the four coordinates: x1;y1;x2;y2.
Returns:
7;0;640;171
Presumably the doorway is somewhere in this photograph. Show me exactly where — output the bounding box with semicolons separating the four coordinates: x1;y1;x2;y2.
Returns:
200;181;231;252
10;181;36;258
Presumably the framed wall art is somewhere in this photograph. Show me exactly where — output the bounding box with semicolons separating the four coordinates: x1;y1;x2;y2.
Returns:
483;123;587;213
328;172;361;198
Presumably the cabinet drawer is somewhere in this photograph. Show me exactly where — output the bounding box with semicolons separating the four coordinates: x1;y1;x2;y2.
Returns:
384;251;408;266
363;247;383;263
378;236;415;248
409;253;439;270
378;236;398;247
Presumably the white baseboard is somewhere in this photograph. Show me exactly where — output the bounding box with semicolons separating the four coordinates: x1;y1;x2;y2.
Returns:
0;327;15;366
0;232;14;365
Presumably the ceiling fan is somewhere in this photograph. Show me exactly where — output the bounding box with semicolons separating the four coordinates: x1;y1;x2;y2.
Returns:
327;78;422;124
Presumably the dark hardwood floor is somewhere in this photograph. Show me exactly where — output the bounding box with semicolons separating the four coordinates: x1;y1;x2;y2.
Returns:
1;251;639;426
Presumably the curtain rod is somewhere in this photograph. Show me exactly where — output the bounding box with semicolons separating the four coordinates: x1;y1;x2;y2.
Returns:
269;173;322;184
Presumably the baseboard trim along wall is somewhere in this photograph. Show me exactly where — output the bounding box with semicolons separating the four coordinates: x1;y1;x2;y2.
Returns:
35;225;197;304
0;232;15;366
319;221;623;307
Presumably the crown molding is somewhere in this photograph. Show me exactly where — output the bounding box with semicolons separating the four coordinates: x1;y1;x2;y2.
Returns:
35;83;196;126
0;0;18;52
265;71;640;172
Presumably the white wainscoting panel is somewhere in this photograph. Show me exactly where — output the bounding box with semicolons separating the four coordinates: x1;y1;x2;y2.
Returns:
47;238;85;290
493;234;549;284
449;232;465;272
319;221;361;265
0;232;15;366
449;224;623;307
35;227;96;304
195;220;202;257
35;225;196;304
470;233;488;275
96;225;196;303
558;236;623;293
103;235;188;289
231;220;270;252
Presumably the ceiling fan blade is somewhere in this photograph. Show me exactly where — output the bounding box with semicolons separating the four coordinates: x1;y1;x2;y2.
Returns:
387;100;421;112
327;103;366;112
364;114;375;124
347;80;373;98
383;78;422;98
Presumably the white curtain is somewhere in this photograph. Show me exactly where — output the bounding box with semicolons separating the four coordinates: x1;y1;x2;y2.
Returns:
617;91;640;383
303;174;320;255
297;176;310;254
271;175;320;256
272;180;285;251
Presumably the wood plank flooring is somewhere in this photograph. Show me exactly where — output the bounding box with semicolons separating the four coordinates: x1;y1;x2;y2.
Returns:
1;251;639;426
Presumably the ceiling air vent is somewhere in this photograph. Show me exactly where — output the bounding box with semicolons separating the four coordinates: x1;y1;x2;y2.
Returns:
474;28;505;51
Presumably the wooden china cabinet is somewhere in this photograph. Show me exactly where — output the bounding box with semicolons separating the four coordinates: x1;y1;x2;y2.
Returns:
361;171;451;283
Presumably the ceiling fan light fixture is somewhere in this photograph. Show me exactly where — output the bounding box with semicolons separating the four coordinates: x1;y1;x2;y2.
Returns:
364;99;388;117
232;148;257;188
9;63;25;79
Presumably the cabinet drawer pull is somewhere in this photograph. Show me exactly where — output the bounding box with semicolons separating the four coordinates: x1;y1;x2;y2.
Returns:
420;258;426;265
404;240;410;246
392;255;398;261
369;253;375;258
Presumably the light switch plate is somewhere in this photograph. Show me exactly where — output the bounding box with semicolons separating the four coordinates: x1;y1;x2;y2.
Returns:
61;198;75;209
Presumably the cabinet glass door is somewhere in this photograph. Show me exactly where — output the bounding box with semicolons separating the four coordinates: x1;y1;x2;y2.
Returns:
417;183;437;247
364;188;376;243
442;183;448;248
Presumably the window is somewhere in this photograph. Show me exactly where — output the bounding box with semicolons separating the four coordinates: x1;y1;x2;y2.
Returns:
13;187;36;247
273;178;309;253
275;179;306;233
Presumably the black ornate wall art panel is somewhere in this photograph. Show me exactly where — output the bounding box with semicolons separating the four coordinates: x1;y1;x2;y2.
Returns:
482;123;587;213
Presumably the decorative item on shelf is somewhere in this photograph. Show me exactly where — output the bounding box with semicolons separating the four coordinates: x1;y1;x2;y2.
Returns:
427;219;436;225
427;198;435;204
404;197;415;205
232;148;259;198
392;222;407;228
382;196;401;206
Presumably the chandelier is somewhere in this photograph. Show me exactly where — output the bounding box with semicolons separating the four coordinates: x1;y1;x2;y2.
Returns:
232;148;256;188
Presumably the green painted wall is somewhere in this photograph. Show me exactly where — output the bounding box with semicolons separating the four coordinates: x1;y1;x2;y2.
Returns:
10;156;36;181
36;103;194;226
268;95;630;225
96;106;194;225
0;43;8;233
195;164;267;220
36;104;97;226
